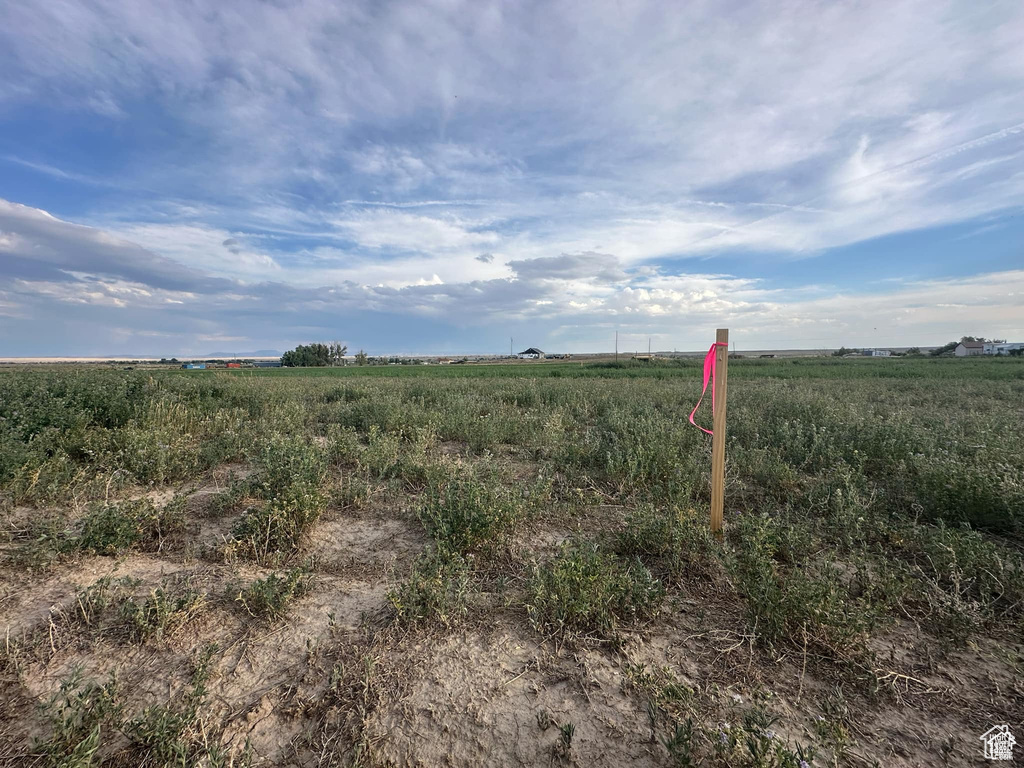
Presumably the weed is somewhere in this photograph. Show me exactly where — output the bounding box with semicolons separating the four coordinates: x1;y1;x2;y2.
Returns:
121;581;206;642
235;566;314;620
250;434;327;496
209;476;252;517
230;484;326;563
6;514;65;570
624;662;695;719
662;718;697;767
557;721;575;757
124;644;220;766
891;521;1024;641
418;472;525;555
614;505;720;580
526;541;663;637
388;549;471;626
811;687;852;761
727;513;886;666
68;496;186;555
72;575;140;627
34;670;121;768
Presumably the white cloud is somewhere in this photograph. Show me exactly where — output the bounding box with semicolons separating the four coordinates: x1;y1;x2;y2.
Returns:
107;223;281;280
11;276;197;308
2;2;1024;353
331;209;500;253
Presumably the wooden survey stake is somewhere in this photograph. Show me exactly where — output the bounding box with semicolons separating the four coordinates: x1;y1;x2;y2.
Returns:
710;328;729;535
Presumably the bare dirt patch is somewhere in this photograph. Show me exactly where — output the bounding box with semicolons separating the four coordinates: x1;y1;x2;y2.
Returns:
365;622;663;768
305;516;425;577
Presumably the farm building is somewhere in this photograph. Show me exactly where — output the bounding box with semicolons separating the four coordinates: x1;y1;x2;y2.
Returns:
181;363;206;370
518;347;545;359
862;349;891;357
984;341;1024;355
954;341;1022;356
955;341;985;356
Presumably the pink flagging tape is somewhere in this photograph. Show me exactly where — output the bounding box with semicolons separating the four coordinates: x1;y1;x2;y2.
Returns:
688;342;728;436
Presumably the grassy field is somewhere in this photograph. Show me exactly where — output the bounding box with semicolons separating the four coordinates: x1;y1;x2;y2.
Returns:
1;358;1021;766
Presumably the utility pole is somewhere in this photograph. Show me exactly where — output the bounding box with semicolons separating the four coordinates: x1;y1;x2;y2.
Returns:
510;337;513;357
648;337;651;356
615;331;618;362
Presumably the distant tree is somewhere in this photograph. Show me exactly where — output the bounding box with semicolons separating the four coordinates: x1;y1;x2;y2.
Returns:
355;349;368;366
281;343;333;367
328;341;348;366
832;346;858;357
904;347;923;357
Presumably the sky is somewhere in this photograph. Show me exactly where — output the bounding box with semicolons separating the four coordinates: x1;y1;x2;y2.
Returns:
1;0;1023;357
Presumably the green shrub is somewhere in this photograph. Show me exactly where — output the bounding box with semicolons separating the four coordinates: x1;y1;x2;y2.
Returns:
236;567;314;620
230;483;326;563
526;541;663;637
614;506;719;579
418;473;525;555
227;435;329;562
728;514;887;658
911;458;1023;535
250;435;327;497
69;496;187;555
890;521;1024;641
388;549;471;626
361;425;402;478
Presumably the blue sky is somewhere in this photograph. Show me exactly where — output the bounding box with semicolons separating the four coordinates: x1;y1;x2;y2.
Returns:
1;0;1023;357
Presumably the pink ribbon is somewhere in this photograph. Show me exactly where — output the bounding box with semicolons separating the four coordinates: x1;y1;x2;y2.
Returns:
688;342;727;436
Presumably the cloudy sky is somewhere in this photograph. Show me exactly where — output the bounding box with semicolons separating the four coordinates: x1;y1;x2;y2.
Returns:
1;0;1023;356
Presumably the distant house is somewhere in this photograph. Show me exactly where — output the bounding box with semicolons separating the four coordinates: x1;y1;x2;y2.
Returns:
181;363;206;370
862;349;891;357
518;347;545;359
955;341;985;357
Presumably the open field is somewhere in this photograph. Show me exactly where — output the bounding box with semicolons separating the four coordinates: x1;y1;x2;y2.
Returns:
1;358;1022;767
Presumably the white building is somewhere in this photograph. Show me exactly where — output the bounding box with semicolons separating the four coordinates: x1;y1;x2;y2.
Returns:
984;342;1024;355
864;349;891;357
955;341;985;357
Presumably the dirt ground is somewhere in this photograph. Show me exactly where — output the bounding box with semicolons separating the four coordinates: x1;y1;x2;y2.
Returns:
1;460;1021;767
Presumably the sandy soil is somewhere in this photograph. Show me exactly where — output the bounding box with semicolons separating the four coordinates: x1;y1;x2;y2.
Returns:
1;463;1021;767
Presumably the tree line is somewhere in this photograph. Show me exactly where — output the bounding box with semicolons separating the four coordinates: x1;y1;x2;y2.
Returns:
280;342;366;367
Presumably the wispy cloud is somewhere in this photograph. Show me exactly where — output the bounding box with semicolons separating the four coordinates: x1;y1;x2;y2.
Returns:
0;0;1023;353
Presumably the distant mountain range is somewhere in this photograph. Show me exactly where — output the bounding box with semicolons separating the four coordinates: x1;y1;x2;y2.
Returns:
202;349;281;358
